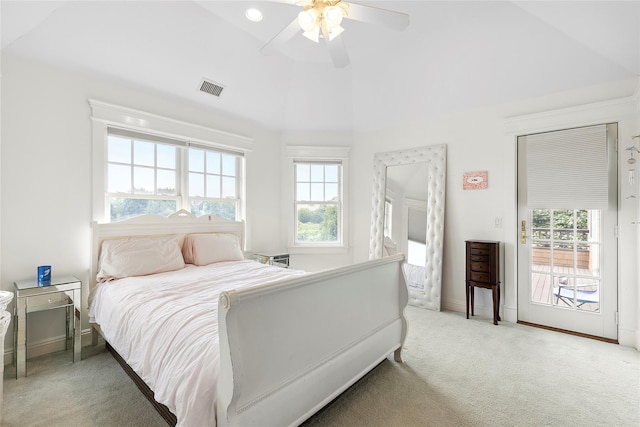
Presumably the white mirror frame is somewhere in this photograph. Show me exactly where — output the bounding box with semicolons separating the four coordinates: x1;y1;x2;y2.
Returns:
369;145;447;310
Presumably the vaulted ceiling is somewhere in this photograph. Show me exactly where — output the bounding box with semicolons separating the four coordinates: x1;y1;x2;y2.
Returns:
2;1;639;132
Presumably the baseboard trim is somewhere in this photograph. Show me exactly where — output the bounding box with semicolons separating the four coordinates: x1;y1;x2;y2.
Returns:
4;329;95;366
503;305;517;323
441;298;465;313
517;321;619;344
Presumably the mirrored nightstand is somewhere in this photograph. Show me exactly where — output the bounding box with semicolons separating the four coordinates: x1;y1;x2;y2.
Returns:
254;252;290;269
13;275;81;377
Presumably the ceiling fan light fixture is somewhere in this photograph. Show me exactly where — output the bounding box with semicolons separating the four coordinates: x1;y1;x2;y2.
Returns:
298;9;319;32
261;0;408;68
323;5;344;28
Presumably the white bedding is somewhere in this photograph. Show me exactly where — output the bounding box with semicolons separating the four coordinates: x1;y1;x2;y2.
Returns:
88;260;305;427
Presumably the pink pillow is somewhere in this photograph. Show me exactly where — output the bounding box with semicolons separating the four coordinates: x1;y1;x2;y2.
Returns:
97;236;185;282
183;233;244;266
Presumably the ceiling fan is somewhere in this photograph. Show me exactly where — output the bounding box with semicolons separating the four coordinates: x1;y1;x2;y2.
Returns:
261;0;410;68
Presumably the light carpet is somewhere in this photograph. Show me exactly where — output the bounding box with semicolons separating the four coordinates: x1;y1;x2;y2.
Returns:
2;307;639;427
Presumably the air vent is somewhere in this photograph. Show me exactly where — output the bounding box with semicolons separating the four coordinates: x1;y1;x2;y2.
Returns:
199;79;225;97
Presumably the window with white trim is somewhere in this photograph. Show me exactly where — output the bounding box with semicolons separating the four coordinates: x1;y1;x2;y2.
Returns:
285;146;350;252
295;161;342;244
187;148;241;219
106;127;243;222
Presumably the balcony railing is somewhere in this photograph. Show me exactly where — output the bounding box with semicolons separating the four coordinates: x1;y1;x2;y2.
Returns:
530;228;591;269
531;228;589;247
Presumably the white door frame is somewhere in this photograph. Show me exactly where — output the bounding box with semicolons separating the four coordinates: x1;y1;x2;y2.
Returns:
502;96;639;348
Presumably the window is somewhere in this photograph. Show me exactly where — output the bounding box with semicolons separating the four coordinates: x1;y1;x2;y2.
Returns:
105;128;243;222
187;148;240;220
285;146;350;253
107;131;179;221
295;162;341;244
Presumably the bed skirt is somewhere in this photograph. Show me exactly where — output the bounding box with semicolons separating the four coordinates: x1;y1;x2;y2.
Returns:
106;342;177;426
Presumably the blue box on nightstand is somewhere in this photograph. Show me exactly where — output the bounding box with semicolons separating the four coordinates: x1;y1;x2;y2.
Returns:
37;265;51;286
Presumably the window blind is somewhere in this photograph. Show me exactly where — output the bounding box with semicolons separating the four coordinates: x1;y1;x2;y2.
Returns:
293;160;342;165
107;127;187;147
525;124;609;209
107;127;244;157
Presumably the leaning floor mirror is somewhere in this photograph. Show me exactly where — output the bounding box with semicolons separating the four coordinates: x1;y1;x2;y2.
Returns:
369;145;446;310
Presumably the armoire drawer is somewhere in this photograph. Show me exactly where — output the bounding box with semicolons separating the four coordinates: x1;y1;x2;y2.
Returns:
471;262;490;273
470;247;490;256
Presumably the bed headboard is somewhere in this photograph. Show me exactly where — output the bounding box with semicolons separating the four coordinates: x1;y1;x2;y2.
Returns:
90;210;245;290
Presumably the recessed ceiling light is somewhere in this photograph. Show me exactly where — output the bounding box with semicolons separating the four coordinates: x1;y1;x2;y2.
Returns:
245;8;263;22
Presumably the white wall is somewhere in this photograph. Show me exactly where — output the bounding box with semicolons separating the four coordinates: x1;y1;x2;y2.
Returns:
0;53;283;357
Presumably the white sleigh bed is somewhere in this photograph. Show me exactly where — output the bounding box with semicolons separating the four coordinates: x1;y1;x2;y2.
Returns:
89;212;408;426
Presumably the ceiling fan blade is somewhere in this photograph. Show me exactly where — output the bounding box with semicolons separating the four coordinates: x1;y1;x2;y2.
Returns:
326;36;350;68
345;2;409;31
260;18;301;56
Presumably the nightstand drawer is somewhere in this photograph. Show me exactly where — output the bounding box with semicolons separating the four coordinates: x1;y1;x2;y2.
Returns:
255;252;290;268
26;292;73;313
271;259;289;268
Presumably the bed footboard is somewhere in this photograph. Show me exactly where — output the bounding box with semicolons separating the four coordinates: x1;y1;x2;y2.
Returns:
217;254;408;426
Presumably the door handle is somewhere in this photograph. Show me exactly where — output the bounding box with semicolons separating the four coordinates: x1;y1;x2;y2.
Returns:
521;220;529;244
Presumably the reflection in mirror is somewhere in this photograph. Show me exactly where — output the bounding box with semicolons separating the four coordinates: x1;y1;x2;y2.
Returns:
405;206;427;293
407;206;427;268
370;145;446;310
386;164;428;292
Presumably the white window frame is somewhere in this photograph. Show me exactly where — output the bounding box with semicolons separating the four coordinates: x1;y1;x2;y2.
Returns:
90;100;252;223
106;128;182;221
285;146;350;254
185;145;244;220
294;160;342;245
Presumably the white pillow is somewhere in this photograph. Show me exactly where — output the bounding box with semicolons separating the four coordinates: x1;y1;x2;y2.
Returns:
97;236;185;282
183;233;244;266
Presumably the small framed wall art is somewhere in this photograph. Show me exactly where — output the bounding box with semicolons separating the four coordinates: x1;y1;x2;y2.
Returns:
463;171;488;190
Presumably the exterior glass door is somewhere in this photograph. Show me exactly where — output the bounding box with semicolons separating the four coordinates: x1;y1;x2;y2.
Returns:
517;124;618;340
